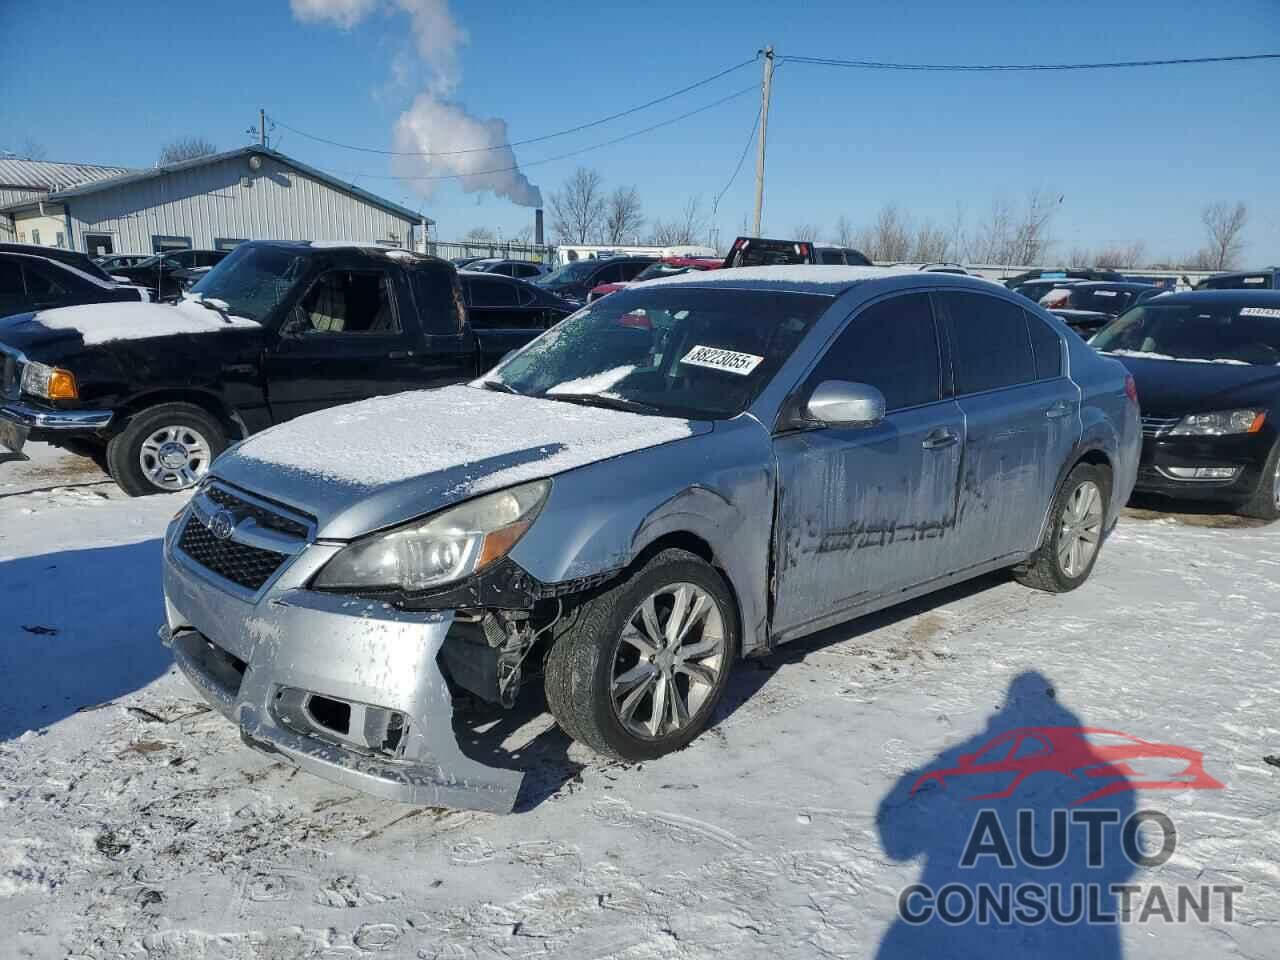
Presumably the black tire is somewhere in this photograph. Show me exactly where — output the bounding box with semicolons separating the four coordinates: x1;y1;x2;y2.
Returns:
106;403;228;497
1014;462;1111;593
543;548;739;761
1238;441;1280;522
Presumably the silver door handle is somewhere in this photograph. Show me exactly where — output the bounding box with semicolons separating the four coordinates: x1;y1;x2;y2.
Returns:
1045;400;1073;419
922;429;959;450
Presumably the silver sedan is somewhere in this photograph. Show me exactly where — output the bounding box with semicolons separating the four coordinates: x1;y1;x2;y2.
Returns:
161;267;1141;811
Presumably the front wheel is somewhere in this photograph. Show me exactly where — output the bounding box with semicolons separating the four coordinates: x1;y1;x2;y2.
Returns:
106;403;228;497
1238;441;1280;522
1014;462;1110;593
544;548;738;761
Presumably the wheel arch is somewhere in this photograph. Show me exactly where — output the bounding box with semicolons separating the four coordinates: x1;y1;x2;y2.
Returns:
115;388;244;440
1035;441;1116;550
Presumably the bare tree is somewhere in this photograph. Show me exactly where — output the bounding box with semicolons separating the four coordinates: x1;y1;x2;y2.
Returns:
791;223;820;242
549;167;606;244
946;202;968;262
463;226;495;242
1092;241;1146;268
833;214;855;248
861;203;911;261
911;220;950;262
1202;201;1248;270
649;196;706;246
158;136;218;165
512;224;534;245
970;197;1013;264
1009;187;1059;265
603;186;644;244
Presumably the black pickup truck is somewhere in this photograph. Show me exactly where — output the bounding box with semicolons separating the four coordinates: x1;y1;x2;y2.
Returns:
0;241;575;494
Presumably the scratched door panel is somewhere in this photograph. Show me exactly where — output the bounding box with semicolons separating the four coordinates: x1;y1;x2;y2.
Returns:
771;399;965;639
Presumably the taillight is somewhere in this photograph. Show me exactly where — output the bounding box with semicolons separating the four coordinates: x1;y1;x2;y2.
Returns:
1124;374;1138;405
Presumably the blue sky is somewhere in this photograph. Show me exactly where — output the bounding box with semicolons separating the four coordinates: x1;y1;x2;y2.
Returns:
3;0;1278;263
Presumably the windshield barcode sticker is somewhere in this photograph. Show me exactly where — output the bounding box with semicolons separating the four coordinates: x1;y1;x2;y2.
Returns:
1240;307;1280;318
680;345;764;375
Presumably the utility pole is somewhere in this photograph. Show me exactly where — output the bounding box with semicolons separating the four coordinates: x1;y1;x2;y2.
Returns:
259;109;266;148
751;45;775;236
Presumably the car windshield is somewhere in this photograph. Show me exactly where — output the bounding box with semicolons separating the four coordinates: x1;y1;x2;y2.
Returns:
1091;302;1280;365
1062;287;1140;314
487;287;830;419
534;260;598;286
188;245;311;323
632;263;697;282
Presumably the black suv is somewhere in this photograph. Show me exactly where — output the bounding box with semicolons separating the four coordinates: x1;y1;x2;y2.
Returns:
1195;268;1280;291
0;251;148;318
112;249;230;299
532;255;657;304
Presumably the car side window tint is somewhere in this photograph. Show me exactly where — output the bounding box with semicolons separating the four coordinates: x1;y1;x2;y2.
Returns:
22;265;69;300
943;292;1035;394
819;249;844;265
296;270;399;334
412;271;464;334
0;260;23;295
807;293;941;412
620;262;654;281
470;278;519;308
1025;311;1064;380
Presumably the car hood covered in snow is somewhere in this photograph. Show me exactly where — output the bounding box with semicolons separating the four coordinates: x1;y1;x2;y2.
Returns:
0;300;259;356
216;384;707;539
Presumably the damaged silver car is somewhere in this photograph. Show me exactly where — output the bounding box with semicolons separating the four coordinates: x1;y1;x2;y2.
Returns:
161;267;1141;812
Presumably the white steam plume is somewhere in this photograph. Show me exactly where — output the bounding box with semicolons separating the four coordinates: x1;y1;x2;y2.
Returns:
289;0;542;206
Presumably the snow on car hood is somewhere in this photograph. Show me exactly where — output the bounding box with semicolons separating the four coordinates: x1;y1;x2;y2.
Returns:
217;384;705;539
33;299;259;345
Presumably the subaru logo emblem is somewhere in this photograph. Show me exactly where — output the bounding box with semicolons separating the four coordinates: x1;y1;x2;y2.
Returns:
208;509;236;541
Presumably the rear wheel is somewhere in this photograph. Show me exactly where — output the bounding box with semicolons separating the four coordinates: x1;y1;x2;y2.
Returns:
1014;462;1110;593
106;403;228;497
1239;441;1280;522
544;549;738;760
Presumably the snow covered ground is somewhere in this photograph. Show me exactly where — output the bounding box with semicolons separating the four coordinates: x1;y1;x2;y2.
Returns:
2;444;1277;959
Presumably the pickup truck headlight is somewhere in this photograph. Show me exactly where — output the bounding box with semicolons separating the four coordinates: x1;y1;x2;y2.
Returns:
1168;409;1266;437
21;361;79;400
313;479;551;592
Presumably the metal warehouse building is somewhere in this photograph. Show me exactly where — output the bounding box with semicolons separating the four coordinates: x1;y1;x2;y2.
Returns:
0;156;133;243
0;146;431;257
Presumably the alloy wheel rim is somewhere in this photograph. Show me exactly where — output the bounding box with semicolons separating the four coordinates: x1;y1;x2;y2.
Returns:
1057;480;1104;578
611;582;726;740
139;425;212;491
1273;456;1280;510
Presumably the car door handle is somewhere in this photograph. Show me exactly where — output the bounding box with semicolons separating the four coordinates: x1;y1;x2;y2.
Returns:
922;429;960;450
388;350;413;360
1045;400;1073;419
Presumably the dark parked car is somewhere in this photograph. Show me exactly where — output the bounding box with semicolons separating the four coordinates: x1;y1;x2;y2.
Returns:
112;249;230;299
457;270;577;363
1043;281;1166;337
0;242;117;284
0;251;148;318
1194;268;1280;291
813;244;874;266
722;236;817;268
467;258;549;280
1011;278;1081;304
95;254;152;271
0;242;558;493
1003;268;1125;290
1092;290;1280;519
532;255;657;304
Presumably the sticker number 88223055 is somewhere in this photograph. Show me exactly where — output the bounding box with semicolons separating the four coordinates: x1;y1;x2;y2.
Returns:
679;344;765;376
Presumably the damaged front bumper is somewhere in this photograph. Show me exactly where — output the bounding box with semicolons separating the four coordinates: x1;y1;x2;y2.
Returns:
160;492;523;813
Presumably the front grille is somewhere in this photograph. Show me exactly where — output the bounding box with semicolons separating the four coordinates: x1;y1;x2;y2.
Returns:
204;485;309;538
178;516;288;591
1141;415;1181;438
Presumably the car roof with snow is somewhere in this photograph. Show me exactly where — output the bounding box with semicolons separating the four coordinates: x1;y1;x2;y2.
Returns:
641;264;1001;297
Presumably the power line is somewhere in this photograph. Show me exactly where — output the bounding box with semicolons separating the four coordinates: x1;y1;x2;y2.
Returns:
325;85;757;182
778;52;1280;72
712;104;761;217
270;55;759;158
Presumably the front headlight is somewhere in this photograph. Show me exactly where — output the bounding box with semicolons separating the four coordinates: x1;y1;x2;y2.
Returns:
313;479;551;593
21;361;78;400
1168;409;1266;437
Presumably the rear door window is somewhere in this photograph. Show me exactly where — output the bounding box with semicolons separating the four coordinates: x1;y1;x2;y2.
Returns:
296;269;399;334
411;271;464;334
1025;311;1064;379
807;293;942;412
942;292;1036;394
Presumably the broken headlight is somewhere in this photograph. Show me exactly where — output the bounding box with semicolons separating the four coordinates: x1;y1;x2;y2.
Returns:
313;479;550;593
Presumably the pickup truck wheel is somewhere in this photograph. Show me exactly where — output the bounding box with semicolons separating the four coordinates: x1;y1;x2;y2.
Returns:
543;548;738;761
106;403;228;497
1014;462;1110;593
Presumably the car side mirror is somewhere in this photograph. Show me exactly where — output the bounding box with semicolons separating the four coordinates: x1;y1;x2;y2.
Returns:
805;380;886;428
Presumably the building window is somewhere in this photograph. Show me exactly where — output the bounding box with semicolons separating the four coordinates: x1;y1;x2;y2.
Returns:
214;238;248;251
151;235;192;253
84;234;114;257
56;231;66;248
31;229;41;245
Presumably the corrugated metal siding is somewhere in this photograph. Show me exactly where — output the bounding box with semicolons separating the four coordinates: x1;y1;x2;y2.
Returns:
0;157;133;191
67;155;417;254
